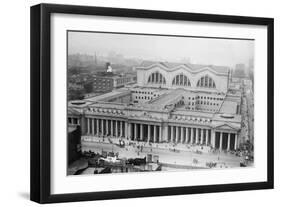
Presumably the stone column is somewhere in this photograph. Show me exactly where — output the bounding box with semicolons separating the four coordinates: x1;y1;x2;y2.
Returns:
125;122;128;139
159;125;162;143
127;122;130;140
115;120;118;138
195;128;199;144
147;124;151;143
106;119;108;136
101;119;104;136
227;133;231;150
219;132;223;150
140;124;143;141
80;117;87;135
92;118;95;135
162;125;167;142
110;120;113;136
120;121;123;137
205;129;209;145
111;120;114;136
97;119;99;136
171;126;174;142
234;134;238;150
153;125;157;142
190;128;194;144
211;130;215;148
175;126;179;143
134;123;137;141
90;118;93;134
200;128;204;144
185;127;189;143
181;127;184;143
87;118;90;134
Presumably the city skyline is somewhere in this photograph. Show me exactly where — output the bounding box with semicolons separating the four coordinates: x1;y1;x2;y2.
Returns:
68;31;254;68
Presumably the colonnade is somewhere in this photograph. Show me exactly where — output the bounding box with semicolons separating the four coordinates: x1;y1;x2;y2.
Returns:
68;117;80;125
86;118;126;138
168;126;211;145
85;117;238;150
213;131;238;150
129;123;161;143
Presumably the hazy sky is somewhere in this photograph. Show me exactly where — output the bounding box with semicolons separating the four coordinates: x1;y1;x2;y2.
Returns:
68;31;254;68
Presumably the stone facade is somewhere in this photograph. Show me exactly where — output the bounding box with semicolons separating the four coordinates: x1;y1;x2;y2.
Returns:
136;62;230;93
68;62;242;151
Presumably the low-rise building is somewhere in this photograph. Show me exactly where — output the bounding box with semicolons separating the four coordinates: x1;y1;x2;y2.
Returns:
90;72;136;93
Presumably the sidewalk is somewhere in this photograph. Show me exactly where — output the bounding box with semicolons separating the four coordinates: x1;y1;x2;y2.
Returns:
81;136;241;169
82;135;214;154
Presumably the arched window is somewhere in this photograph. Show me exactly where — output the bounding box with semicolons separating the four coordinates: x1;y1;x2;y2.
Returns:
197;75;216;88
172;73;191;86
147;71;166;84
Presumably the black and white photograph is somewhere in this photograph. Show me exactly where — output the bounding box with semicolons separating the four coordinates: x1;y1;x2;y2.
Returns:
28;2;273;204
67;31;255;176
0;0;277;205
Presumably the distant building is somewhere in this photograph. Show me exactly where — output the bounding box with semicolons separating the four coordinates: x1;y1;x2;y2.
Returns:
90;71;136;93
233;63;247;78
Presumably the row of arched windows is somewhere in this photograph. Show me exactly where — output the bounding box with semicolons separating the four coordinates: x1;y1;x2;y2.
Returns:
147;72;216;88
196;75;216;88
172;73;191;86
147;71;166;84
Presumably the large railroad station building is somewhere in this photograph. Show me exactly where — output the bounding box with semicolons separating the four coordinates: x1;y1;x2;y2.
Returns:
68;61;242;151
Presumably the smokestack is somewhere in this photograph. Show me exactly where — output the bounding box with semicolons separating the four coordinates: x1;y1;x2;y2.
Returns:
106;62;112;72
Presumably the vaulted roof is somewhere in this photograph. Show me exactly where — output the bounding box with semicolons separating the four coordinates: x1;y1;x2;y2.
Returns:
138;61;230;75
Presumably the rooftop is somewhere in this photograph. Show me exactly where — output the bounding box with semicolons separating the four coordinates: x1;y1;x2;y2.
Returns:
93;72;136;79
212;113;241;127
68;85;241;126
138;60;230;74
84;88;131;102
219;101;238;114
149;88;188;107
171;109;214;118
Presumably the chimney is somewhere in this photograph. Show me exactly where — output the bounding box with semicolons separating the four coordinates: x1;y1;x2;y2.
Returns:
106;62;112;72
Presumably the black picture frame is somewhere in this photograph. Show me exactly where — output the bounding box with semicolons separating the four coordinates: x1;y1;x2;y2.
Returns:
30;3;274;204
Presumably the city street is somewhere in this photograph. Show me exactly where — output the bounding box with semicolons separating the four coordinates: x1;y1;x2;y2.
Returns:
240;82;254;146
81;139;243;169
